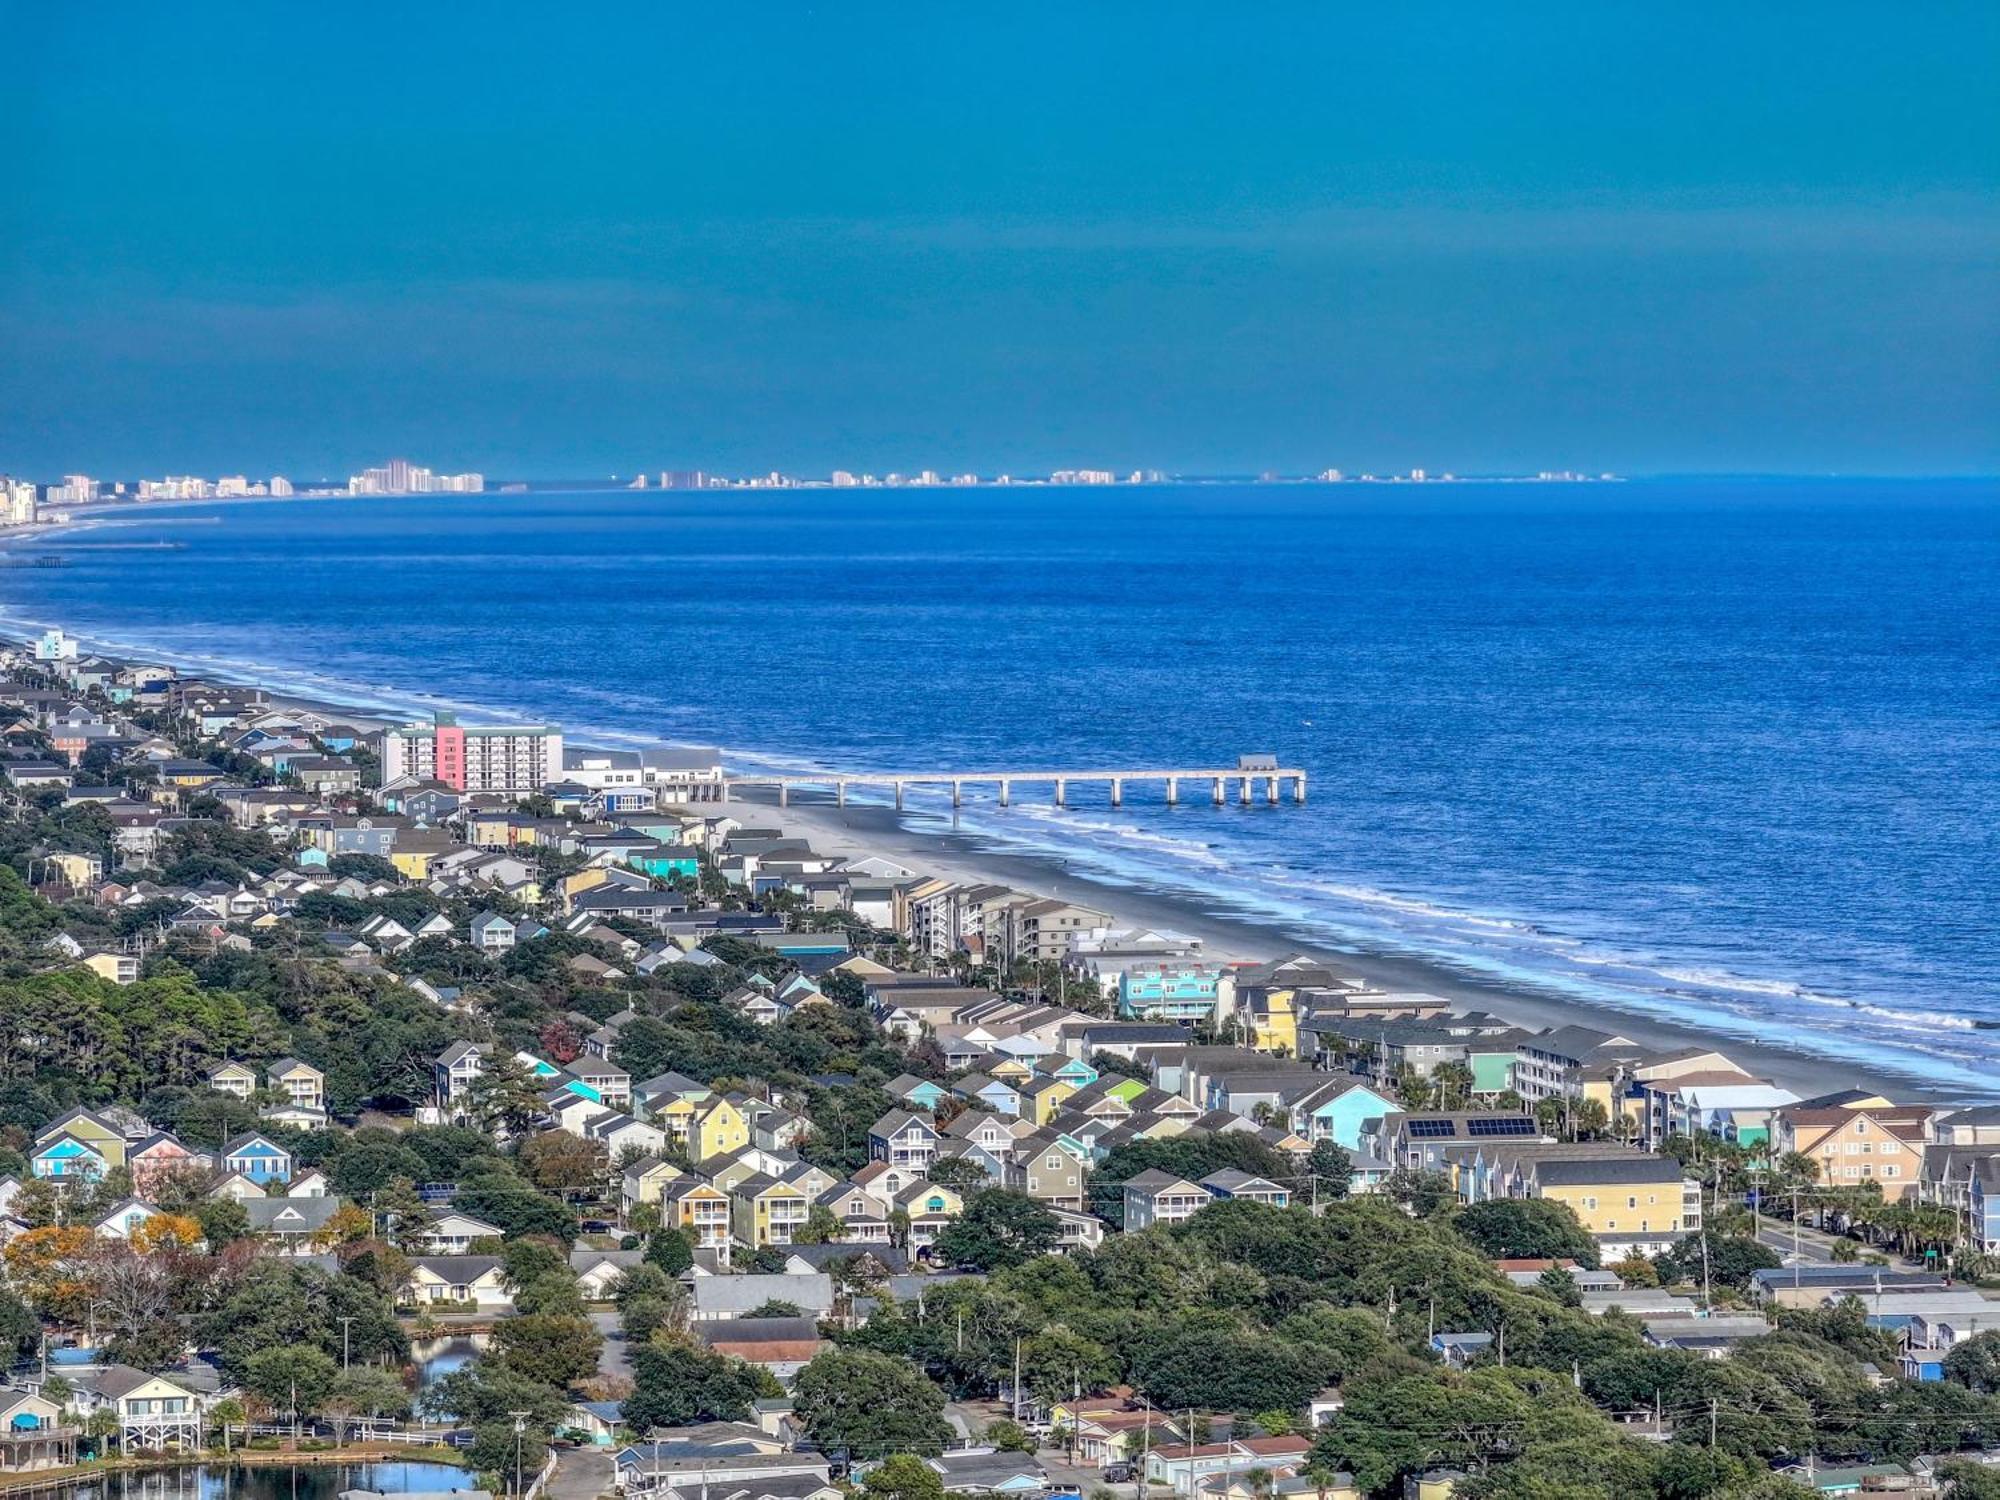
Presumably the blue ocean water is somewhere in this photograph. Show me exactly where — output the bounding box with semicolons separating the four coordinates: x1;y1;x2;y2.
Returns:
5;480;1997;1093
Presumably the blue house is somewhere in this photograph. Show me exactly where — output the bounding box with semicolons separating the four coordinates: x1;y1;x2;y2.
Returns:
222;1132;294;1185
31;1133;111;1182
886;1074;947;1112
1300;1080;1402;1152
1970;1158;2000;1256
957;1074;1024;1118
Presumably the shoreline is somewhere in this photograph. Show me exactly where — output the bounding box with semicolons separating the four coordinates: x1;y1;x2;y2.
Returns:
756;792;1971;1106
0;526;1982;1108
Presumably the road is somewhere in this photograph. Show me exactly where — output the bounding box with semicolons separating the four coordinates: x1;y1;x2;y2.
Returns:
590;1310;633;1383
1756;1222;1835;1264
547;1448;615;1500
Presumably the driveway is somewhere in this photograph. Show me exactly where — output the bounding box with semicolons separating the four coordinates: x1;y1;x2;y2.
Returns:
547;1447;615;1500
590;1310;633;1383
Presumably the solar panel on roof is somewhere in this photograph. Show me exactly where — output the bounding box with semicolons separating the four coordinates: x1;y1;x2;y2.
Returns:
1406;1119;1455;1138
1468;1116;1536;1136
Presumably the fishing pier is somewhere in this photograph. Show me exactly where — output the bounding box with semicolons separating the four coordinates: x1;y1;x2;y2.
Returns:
720;756;1307;810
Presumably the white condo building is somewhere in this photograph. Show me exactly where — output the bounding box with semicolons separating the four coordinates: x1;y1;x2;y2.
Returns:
381;711;562;795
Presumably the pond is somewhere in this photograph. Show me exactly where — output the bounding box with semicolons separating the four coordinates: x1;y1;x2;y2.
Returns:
408;1336;489;1418
40;1460;480;1500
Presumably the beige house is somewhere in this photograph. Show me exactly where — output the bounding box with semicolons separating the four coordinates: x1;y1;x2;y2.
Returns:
403;1255;514;1310
1775;1100;1933;1202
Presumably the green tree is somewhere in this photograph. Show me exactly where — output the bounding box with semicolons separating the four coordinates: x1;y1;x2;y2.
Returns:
1657;1230;1781;1292
646;1226;696;1274
983;1419;1038;1454
1133;1320;1335;1414
791;1349;952;1458
933;1190;1063;1270
467;1419;549;1493
489;1313;604;1389
864;1454;946;1500
625;1342;773;1430
1454;1199;1599;1266
1945;1330;2000;1394
1938;1459;2000;1500
245;1345;339;1420
467;1053;545;1136
1305;1141;1352;1201
1536;1266;1584;1308
421;1364;570;1429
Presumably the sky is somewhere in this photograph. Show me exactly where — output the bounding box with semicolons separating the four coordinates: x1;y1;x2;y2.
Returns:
3;4;1996;479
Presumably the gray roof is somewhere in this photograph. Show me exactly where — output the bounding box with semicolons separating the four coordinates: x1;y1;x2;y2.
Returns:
411;1255;504;1281
688;1272;834;1318
245;1196;343;1233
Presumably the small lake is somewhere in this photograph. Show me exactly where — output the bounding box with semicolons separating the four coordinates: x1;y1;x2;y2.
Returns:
40;1461;479;1500
408;1335;489;1411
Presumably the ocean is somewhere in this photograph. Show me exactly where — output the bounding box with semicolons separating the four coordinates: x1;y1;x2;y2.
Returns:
5;479;1996;1095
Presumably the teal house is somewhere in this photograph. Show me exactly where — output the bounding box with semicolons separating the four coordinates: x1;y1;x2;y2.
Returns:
1049;1057;1099;1089
1302;1082;1401;1151
31;1134;111;1182
1118;965;1224;1023
628;852;700;881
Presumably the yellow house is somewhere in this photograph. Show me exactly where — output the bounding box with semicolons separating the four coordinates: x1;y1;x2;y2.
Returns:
1231;977;1300;1055
1408;1474;1463;1500
620;1158;685;1217
1023;1077;1077;1126
649;1093;705;1144
388;845;445;880
829;954;895;980
560;868;620;909
985;1056;1036;1086
690;1097;749;1162
79;950;139;985
731;1176;812;1247
1774;1102;1930;1203
665;1180;733;1253
1524;1154;1695;1241
47;851;102;885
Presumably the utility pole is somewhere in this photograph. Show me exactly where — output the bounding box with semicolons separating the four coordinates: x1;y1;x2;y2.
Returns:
510;1410;531;1500
339;1316;354;1370
1800;1192;1816;1296
1708;1398;1719;1448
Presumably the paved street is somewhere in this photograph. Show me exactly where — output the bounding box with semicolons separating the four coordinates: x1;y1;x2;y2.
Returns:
591;1310;634;1382
1756;1221;1835;1264
547;1448;615;1500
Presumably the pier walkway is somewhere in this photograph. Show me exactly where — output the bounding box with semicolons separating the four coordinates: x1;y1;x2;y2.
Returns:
719;762;1307;810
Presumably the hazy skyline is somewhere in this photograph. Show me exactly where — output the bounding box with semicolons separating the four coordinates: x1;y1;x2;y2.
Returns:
4;4;1995;478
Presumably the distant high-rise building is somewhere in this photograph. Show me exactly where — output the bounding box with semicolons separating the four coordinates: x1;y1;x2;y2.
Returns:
2;477;37;525
348;460;483;495
660;470;709;490
270;476;294;497
48;474;97;504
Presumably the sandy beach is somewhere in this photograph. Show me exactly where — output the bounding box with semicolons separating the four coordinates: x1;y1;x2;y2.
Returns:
750;789;1966;1107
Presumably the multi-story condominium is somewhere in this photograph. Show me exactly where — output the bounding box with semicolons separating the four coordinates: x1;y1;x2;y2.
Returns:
382;711;562;795
2;477;37;525
1117;960;1231;1023
1774;1095;1935;1203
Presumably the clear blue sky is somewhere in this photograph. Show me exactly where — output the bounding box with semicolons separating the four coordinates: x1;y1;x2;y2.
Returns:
4;4;1995;479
